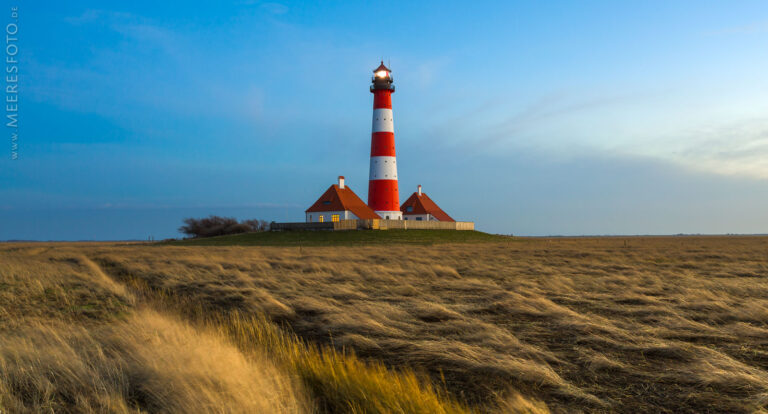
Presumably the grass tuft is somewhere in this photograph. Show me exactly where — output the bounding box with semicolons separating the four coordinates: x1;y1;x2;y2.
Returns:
217;311;474;414
0;310;307;413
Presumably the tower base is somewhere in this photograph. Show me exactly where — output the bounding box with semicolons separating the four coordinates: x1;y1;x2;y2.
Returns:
375;211;402;220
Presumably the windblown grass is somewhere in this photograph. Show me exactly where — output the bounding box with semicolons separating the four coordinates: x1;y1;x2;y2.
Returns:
0;243;513;414
5;236;768;412
0;310;307;414
87;236;768;412
216;312;473;414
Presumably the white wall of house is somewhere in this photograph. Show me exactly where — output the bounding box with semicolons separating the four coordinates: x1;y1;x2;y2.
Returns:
305;211;358;223
403;214;433;221
375;210;402;220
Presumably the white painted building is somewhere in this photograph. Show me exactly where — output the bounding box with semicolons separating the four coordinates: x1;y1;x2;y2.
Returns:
305;176;381;223
400;185;455;222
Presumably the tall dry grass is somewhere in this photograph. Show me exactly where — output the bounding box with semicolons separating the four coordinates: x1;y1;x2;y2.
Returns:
0;248;307;413
0;243;506;414
79;236;768;413
7;236;768;412
212;311;474;414
0;310;307;413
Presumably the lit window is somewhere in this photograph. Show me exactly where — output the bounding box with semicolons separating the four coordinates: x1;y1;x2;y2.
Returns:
319;216;324;222
332;214;340;222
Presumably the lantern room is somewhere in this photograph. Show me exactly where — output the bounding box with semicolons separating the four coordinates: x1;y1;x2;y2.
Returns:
371;61;395;92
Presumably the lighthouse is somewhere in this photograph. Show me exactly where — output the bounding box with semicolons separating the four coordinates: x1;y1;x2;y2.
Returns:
368;61;402;220
300;61;471;229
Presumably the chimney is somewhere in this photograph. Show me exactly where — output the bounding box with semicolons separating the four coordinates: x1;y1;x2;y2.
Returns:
417;185;422;196
338;176;345;189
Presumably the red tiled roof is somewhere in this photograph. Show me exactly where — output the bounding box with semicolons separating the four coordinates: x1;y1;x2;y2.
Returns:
306;185;381;219
400;192;455;222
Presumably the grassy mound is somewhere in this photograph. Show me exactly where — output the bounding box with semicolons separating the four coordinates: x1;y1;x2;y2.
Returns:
162;229;512;246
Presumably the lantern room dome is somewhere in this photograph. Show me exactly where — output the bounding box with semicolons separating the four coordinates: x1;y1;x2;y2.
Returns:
373;61;391;74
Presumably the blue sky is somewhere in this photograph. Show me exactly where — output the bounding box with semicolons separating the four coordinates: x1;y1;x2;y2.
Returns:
3;1;768;239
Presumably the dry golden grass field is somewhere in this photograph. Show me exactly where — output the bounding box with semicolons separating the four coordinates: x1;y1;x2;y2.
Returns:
2;234;768;413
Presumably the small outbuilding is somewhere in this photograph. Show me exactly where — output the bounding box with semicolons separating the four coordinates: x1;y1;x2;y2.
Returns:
305;176;380;223
400;185;455;222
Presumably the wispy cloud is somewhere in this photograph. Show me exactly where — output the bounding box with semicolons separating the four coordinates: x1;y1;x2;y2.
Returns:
493;93;632;136
234;0;289;15
31;10;265;125
417;91;641;153
90;201;303;210
417;87;768;181
63;9;133;25
707;19;768;36
668;119;768;179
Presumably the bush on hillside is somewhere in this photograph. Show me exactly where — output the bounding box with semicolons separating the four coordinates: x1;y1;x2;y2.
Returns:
179;216;270;238
241;219;271;232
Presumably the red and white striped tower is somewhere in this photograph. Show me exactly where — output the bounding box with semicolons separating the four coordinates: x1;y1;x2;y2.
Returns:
368;61;402;219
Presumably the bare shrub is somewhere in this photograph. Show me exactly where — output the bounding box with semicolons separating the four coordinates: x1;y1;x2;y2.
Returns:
242;219;271;232
178;216;269;238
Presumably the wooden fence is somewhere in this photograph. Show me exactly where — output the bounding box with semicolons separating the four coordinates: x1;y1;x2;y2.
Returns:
270;222;335;231
271;219;474;232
